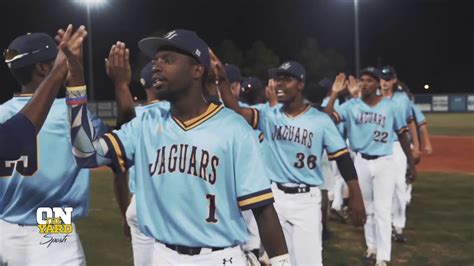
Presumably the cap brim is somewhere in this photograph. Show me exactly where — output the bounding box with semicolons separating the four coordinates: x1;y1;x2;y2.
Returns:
268;68;303;80
138;37;185;58
268;68;283;78
360;71;380;80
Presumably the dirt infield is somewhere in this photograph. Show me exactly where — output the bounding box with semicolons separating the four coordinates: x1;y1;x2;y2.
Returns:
418;136;474;174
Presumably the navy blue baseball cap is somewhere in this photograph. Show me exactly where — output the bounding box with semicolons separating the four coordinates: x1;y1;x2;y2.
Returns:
268;60;306;81
140;61;154;89
241;77;263;93
138;29;210;70
379;65;397;80
359;67;381;80
4;33;58;69
318;77;333;90
224;64;241;83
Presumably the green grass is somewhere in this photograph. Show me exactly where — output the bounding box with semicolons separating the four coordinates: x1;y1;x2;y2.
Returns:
425;113;474;136
323;172;474;265
75;170;133;266
78;171;474;265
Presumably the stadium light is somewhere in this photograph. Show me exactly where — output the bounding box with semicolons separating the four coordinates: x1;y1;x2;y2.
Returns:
73;0;108;101
424;84;430;90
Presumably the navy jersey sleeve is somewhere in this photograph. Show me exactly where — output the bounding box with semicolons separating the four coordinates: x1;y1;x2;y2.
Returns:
0;113;36;161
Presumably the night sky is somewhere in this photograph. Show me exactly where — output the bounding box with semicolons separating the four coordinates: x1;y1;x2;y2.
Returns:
0;0;471;103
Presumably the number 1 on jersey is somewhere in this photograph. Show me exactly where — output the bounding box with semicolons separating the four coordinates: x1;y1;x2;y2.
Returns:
206;194;218;223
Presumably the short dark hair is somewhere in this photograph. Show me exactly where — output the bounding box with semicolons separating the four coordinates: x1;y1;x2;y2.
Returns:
9;60;54;86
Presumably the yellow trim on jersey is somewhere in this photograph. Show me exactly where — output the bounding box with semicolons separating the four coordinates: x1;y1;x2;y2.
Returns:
142;99;160;106
251;108;259;129
13;93;34;97
238;192;274;207
104;133;126;173
172;103;223;131
328;149;349;160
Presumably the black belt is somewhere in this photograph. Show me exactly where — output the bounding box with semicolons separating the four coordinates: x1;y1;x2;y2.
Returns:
276;183;314;194
164;243;225;256
360;153;380;160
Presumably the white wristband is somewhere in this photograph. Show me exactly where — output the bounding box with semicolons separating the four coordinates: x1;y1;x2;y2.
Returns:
269;254;291;266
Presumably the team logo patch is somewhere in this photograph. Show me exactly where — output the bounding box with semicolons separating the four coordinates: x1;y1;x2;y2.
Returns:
279;62;291;70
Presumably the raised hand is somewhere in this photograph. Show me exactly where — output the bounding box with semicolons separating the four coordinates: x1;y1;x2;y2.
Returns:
208;48;228;83
105;41;131;88
265;79;278;107
347;75;360;98
331;73;346;95
55;24;88;86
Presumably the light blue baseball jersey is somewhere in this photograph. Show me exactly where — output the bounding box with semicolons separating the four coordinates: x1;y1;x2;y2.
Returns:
251;103;348;186
411;104;427;126
334;98;408;156
128;100;170;194
103;103;273;247
386;91;413;141
0;95;108;225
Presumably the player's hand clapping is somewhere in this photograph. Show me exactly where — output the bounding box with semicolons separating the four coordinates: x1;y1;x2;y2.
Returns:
55;24;88;86
347;75;360;98
265;79;278;107
105;41;131;89
330;73;346;95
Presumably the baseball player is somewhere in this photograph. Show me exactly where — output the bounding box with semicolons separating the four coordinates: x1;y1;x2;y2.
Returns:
216;59;366;265
324;69;416;266
0;30;72;160
67;29;290;265
379;66;419;243
0;26;110;265
411;103;433;155
105;43;170;265
240;76;266;106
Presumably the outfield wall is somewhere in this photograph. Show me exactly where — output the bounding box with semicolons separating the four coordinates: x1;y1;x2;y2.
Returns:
415;94;474;112
88;94;474;119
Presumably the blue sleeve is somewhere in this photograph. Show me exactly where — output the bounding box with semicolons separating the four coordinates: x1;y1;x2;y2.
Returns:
251;103;271;131
0;113;36;161
89;110;111;136
322;116;349;160
334;101;350;124
398;93;414;123
235;126;273;211
412;104;426;126
392;104;408;134
102;117;140;174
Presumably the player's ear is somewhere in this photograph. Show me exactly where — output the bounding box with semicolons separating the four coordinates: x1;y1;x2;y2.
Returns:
192;64;205;80
298;81;305;91
36;62;53;78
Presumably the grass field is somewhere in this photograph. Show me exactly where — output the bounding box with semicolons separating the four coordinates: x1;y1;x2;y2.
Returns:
425;113;474;136
75;113;474;265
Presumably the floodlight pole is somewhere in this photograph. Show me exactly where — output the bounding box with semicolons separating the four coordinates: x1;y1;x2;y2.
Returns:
86;3;95;100
354;0;360;77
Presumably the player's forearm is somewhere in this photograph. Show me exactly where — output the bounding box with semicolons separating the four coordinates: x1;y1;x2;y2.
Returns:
420;124;433;151
252;204;288;258
323;91;338;120
408;120;420;152
114;84;136;128
113;172;130;218
67;88;113;168
214;81;254;124
398;132;415;168
21;63;67;132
